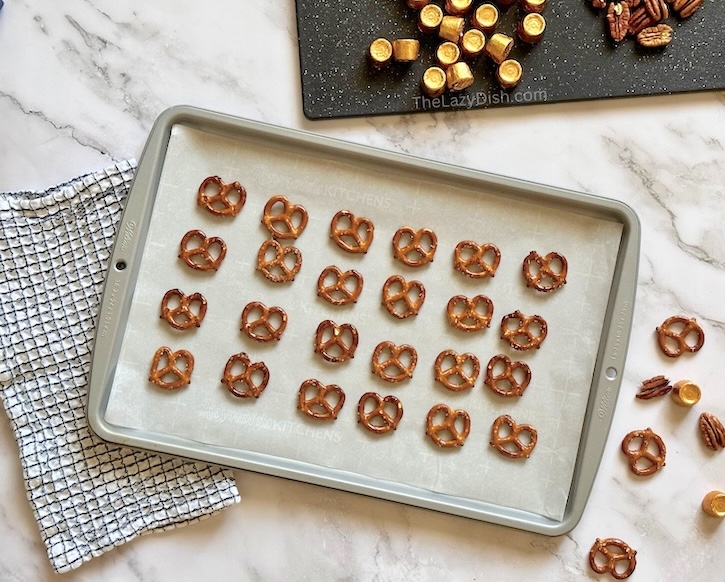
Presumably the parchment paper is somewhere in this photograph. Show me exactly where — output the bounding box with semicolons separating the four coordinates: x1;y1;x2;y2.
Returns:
105;125;623;521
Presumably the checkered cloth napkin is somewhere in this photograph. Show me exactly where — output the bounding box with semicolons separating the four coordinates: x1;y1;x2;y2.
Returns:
0;161;239;573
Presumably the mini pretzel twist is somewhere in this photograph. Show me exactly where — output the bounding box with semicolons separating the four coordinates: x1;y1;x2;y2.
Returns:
621;427;666;476
257;239;302;283
381;275;426;319
261;195;309;240
500;310;548;350
148;346;194;390
330;210;374;253
425;403;471;448
197;175;246;217
178;229;227;271
392;227;438;267
314;319;359;363
371;341;418;383
588;538;637;580
490;414;538;458
221;353;270;398
240;301;288;342
453;241;501;278
484;354;531;397
434;349;480;391
522;251;568;292
159;289;207;330
297;379;345;420
317;266;363;306
357;392;403;434
446;294;494;332
655;315;705;358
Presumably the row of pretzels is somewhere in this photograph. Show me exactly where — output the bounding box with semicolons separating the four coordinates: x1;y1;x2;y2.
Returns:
147;345;536;454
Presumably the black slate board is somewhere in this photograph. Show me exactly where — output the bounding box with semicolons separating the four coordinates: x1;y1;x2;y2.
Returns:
295;0;723;119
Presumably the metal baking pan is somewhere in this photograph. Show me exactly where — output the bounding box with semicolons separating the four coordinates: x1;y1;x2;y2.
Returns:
88;105;639;535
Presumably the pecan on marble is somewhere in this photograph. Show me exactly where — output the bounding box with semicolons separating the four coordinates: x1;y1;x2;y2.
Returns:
637;24;674;47
699;413;725;452
608;2;631;42
636;375;672;399
673;0;703;18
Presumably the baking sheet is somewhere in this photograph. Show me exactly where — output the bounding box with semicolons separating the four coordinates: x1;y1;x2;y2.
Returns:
104;124;622;521
295;0;722;118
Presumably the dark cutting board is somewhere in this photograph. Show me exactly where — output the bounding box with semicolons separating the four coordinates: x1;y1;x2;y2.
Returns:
295;0;723;119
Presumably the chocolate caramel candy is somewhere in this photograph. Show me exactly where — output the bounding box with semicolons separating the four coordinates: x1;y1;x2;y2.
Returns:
445;0;473;16
392;39;420;62
518;13;546;43
485;33;514;64
368;38;393;68
702;491;725;518
436;42;461;68
461;29;486;58
472;4;499;33
406;0;431;8
419;4;444;34
497;59;522;90
439;15;465;42
422;67;447;97
671;379;701;407
520;0;547;12
446;62;474;91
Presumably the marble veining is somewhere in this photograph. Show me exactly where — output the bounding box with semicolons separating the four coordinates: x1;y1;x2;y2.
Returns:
1;0;724;580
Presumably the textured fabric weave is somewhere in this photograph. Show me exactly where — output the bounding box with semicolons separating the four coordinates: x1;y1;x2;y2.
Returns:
0;161;239;573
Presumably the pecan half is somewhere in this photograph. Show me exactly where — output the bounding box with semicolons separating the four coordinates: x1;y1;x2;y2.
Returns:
644;0;669;20
673;0;703;18
699;413;725;451
628;6;656;35
637;24;674;47
593;0;607;7
636;375;672;399
626;0;643;7
608;2;631;42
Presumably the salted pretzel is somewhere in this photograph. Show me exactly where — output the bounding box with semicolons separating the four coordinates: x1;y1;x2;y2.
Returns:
148;346;194;390
500;310;548;351
392;227;438;267
425;403;471;448
371;341;418;383
357;392;403;434
240;301;288;342
257;239;302;283
484;354;531;397
317;266;363;306
588;538;637;580
178;229;227;271
197;175;246;217
381;275;426;319
434;349;480;392
314;319;359;363
297;379;345;420
453;240;501;279
261;195;308;240
655;315;705;358
621;427;666;476
159;289;207;330
490;414;538;458
329;210;374;253
522;251;567;292
221;352;269;398
446;294;494;332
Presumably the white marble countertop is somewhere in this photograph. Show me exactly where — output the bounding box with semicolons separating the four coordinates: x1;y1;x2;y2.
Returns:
1;1;723;580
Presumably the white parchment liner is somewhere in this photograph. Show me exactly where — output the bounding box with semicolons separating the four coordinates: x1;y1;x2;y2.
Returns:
106;125;623;521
